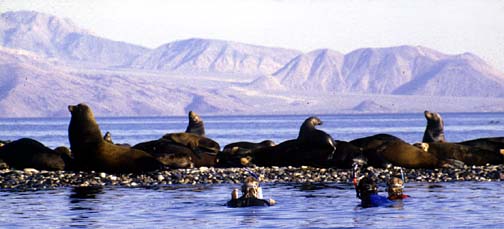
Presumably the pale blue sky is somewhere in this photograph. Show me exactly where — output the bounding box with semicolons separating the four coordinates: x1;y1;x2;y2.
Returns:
1;0;504;71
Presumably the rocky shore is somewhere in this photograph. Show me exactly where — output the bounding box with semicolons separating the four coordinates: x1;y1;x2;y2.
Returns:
1;165;503;191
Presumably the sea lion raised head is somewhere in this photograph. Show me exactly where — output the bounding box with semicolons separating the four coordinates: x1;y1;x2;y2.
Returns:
297;116;336;160
423;110;446;143
104;132;113;143
185;111;206;136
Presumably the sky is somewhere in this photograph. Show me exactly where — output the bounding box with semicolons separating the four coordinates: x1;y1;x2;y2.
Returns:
1;0;504;71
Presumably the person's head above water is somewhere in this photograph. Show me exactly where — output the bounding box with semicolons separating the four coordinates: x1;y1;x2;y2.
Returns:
387;177;407;200
241;176;261;198
356;176;378;199
227;175;275;207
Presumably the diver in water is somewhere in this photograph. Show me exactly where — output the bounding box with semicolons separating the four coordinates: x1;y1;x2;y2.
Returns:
227;176;276;208
387;177;410;200
352;159;393;207
355;176;393;208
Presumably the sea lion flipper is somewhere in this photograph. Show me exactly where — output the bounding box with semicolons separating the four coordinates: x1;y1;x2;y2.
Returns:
442;159;465;169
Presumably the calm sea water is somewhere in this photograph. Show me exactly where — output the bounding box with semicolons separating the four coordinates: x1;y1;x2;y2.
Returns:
0;113;504;228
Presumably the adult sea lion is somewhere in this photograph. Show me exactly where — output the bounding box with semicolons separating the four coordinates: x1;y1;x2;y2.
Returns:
217;140;275;167
68;103;162;173
133;139;203;168
329;140;364;168
185;111;206;136
458;137;504;154
351;134;443;168
0;138;70;170
162;133;220;155
297;117;336;160
422;110;446;143
419;142;504;166
252;117;336;167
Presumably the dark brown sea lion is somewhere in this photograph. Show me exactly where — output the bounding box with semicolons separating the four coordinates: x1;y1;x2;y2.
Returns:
422;110;446;143
351;134;443;168
162;133;220;155
0;138;69;170
458;137;504;154
133;139;200;168
418;142;504;165
68;103;162;173
329;140;364;168
297;116;336;160
252;117;336;167
217;140;275;167
185;111;206;136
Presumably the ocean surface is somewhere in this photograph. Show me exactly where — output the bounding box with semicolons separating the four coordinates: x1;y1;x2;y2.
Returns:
0;113;504;228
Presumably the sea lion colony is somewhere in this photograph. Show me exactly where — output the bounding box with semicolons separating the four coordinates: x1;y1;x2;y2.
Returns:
0;104;503;190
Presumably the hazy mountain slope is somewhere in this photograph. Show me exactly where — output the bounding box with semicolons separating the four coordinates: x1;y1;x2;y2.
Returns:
393;53;504;97
274;45;504;97
0;11;149;67
130;38;301;75
273;49;345;91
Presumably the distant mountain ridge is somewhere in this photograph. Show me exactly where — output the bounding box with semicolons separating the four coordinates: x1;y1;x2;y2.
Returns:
130;38;301;76
0;10;504;117
0;11;149;67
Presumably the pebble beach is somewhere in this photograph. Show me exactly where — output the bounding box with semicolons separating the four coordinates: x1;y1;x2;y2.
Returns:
1;165;503;191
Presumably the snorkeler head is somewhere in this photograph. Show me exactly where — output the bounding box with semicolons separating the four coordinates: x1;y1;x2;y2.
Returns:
241;176;260;198
387;177;404;198
357;176;378;198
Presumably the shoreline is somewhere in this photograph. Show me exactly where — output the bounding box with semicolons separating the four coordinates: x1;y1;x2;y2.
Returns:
1;165;503;192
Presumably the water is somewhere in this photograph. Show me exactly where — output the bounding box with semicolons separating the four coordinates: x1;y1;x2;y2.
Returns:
0;113;504;228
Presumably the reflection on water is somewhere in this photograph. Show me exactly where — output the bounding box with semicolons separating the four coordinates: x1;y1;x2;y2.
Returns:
68;186;104;228
0;182;503;227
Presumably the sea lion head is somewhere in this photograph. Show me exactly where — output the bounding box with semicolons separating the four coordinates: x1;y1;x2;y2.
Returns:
306;116;323;126
68;103;95;121
103;132;113;143
259;140;276;147
387;177;405;198
413;142;430;152
424;110;444;128
188;111;201;124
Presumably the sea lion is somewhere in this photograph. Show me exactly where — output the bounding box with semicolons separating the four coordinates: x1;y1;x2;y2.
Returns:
217;140;276;167
458;137;504;154
185;111;206;136
419;142;504;165
102;131;131;148
132;139;197;168
162;133;220;155
297;116;336;160
0;138;70;170
104;132;113;143
68;103;162;173
351;134;442;168
252;117;336;167
329;140;364;168
422;110;446;143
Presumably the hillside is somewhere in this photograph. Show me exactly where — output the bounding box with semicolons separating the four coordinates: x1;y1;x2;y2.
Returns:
0;11;504;117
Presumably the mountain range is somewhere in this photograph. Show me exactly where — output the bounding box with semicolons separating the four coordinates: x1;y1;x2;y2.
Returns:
0;10;503;117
